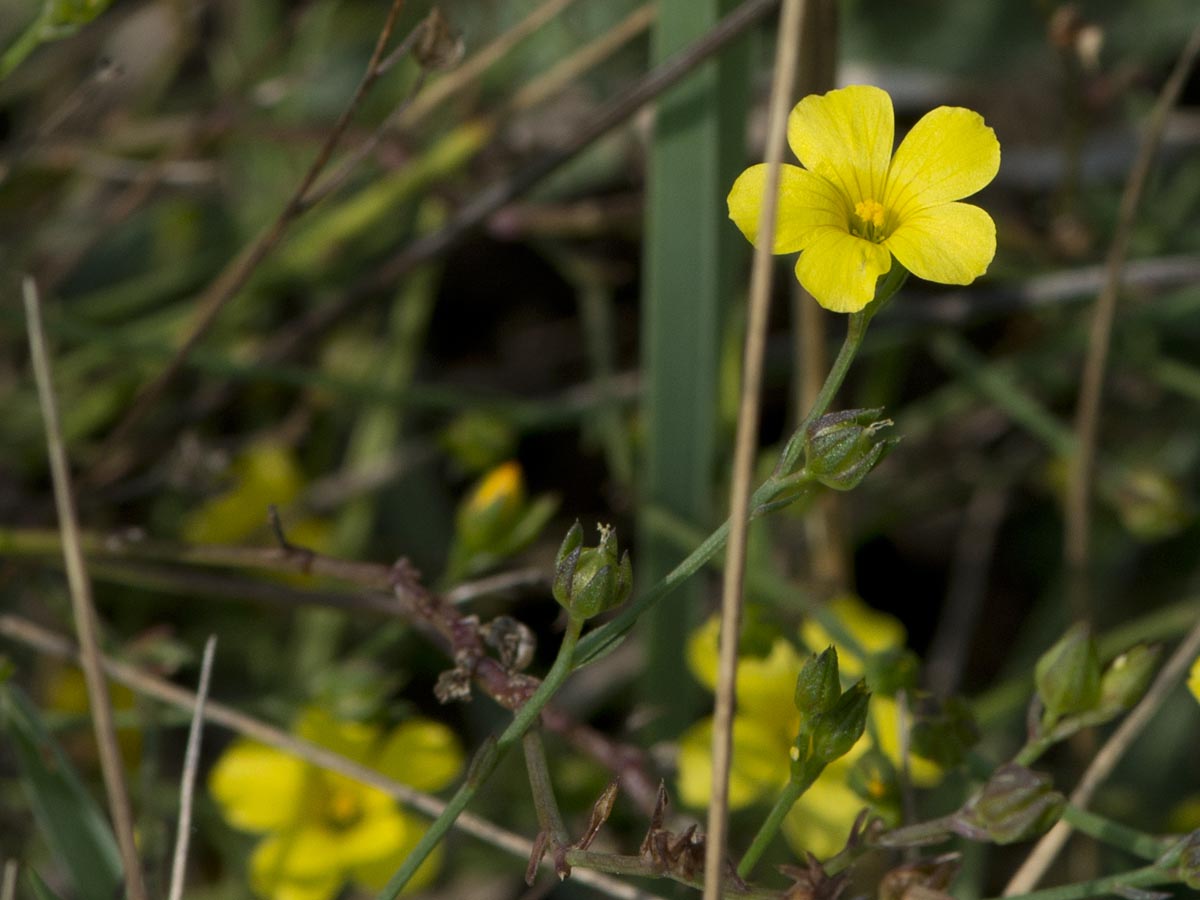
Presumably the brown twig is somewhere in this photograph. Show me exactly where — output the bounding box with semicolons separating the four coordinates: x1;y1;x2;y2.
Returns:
704;1;806;897
0;615;650;900
21;277;148;900
166;635;216;900
1062;25;1200;620
1003;614;1200;894
88;0;411;486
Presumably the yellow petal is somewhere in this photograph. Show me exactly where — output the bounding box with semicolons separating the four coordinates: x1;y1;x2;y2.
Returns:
780;771;865;859
794;228;892;313
885;106;999;217
251;828;345;900
736;638;805;729
335;807;407;869
677;718;790;810
295;707;379;764
685;616;722;692
800;595;906;679
885;202;996;286
727;164;847;253
788;85;894;206
376;718;465;793
209;740;308;833
351;809;445;894
1189;656;1200;704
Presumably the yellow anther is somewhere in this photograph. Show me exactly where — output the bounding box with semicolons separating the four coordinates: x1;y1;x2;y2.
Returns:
854;199;886;229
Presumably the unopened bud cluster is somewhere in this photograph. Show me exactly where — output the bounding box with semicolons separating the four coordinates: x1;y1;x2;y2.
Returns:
791;647;870;778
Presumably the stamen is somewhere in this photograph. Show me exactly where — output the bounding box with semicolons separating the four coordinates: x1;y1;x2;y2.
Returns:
854;199;886;229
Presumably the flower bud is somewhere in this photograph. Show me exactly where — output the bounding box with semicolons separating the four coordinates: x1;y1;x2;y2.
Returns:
952;763;1065;844
1035;622;1101;725
804;409;898;492
811;680;870;766
1098;644;1160;712
455;461;525;551
795;647;841;717
552;523;632;620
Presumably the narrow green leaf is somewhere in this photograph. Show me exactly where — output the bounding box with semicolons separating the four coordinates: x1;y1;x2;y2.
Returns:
0;686;123;900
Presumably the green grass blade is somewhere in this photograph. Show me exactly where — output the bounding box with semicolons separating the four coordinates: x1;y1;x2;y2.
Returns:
0;686;123;900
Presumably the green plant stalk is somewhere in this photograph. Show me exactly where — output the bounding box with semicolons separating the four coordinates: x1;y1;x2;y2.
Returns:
523;729;570;849
1062;805;1165;861
987;865;1172;900
376;615;586;900
576;300;885;668
737;764;821;878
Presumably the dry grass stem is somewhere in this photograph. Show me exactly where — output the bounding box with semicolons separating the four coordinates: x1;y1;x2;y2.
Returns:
1062;25;1200;619
21;277;148;900
703;1;807;896
166;635;217;900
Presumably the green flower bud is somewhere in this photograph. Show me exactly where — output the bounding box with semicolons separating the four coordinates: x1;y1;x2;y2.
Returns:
952;763;1065;844
811;680;870;766
795;647;841;717
552;523;632;620
804;409;899;492
1035;622;1101;726
1098;644;1160;712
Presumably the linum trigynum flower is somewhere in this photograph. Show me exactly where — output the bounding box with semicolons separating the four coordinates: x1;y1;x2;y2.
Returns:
209;707;464;900
728;84;1000;313
677;598;940;859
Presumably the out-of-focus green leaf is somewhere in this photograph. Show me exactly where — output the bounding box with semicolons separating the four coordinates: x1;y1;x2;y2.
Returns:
0;685;123;900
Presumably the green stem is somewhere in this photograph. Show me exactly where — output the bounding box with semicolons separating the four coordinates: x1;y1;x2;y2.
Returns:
1061;805;1166;861
575;293;898;670
737;766;819;879
1014;735;1054;767
523;729;570;849
987;865;1172;900
376;616;586;900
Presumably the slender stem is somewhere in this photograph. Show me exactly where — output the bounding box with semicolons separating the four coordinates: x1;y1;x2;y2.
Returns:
990;865;1171;900
1061;805;1165;862
523;730;570;849
377;616;586;899
565;850;781;899
737;767;818;878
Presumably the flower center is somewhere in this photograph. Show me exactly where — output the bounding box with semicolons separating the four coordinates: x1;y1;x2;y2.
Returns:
852;199;888;241
324;786;364;830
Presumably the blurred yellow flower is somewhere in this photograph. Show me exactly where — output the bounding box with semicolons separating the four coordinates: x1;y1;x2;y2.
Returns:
463;460;525;522
1189;656;1200;704
183;442;329;549
677;602;938;858
209;707;464;900
728;84;1000;313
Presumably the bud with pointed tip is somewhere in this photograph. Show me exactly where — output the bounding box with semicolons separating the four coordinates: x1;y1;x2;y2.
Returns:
552;522;632;620
952;763;1065;844
804;409;898;492
1035;622;1101;726
795;646;841;717
811;680;870;767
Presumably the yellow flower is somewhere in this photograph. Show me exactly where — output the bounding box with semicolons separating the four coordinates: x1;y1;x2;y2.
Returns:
676;604;938;859
728;84;1000;313
210;707;464;900
1189;656;1200;704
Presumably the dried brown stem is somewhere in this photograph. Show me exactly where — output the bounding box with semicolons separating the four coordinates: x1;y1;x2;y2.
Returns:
21;278;148;900
705;2;805;897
